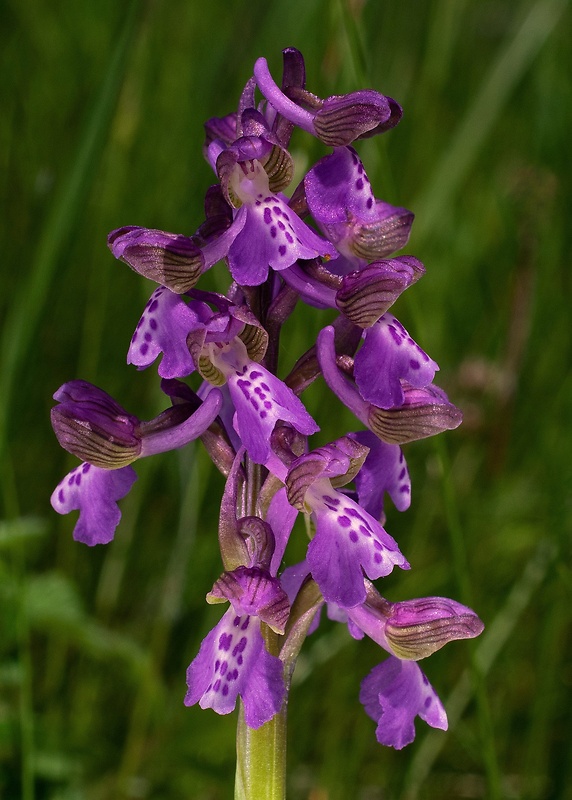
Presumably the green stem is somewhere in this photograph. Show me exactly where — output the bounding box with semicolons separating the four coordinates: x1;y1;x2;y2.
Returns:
235;700;287;800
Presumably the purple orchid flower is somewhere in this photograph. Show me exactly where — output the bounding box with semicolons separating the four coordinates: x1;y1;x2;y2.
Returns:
254;52;402;147
317;325;462;444
204;337;319;465
285;438;409;608
349;591;483;748
204;134;337;286
304;146;414;271
50;380;222;545
185;491;289;728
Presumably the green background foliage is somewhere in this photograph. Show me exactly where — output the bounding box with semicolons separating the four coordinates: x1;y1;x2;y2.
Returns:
1;0;571;797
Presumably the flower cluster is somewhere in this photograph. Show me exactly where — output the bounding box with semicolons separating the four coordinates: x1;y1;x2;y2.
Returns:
51;48;482;749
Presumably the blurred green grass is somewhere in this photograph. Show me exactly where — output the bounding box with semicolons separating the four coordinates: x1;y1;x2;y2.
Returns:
1;0;571;797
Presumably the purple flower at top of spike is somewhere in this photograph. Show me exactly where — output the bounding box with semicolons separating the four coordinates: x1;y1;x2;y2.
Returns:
254;52;402;147
304;147;414;271
205;141;336;286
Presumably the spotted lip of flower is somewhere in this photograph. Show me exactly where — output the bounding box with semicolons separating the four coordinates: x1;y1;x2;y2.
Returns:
208;150;337;286
185;552;289;728
285;441;409;608
304;147;413;270
360;657;447;749
204;336;319;465
317;326;462;445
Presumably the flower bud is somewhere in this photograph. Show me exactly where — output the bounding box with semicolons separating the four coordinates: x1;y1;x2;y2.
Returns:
207;566;290;634
51;381;141;468
368;384;463;444
336;257;425;328
385;597;484;660
313;91;402;147
108;226;205;294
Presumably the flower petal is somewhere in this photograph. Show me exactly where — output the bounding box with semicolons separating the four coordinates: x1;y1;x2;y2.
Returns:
128;287;205;378
227;196;336;286
184;609;285;728
360;657;447;749
306;487;409;608
354;314;438;409
228;364;318;464
51;463;137;546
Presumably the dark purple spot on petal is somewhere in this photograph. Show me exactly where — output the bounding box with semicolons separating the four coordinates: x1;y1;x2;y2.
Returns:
409;359;420;370
285;232;293;243
222;684;229;696
349;530;359;543
374;553;382;563
424;695;432;707
260;410;267;419
213;679;221;692
355;178;364;191
366;197;373;209
140;343;149;356
278;245;287;256
58;489;65;502
149;318;157;330
82;463;91;473
148;300;158;312
337;515;351;528
270;226;277;238
264;208;272;224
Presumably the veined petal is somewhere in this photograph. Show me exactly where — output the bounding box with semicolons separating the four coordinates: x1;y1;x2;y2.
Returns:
208;566;290;635
184;609;285;728
51;463;137;546
108;226;205;293
368;383;463;444
335;258;424;327
360;658;447;749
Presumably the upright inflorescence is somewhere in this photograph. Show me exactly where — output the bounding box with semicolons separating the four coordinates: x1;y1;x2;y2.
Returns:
51;48;483;749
